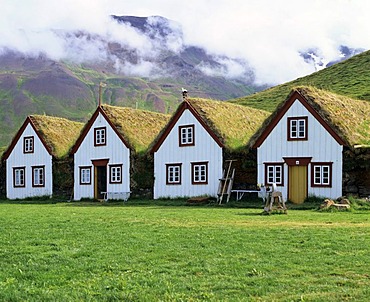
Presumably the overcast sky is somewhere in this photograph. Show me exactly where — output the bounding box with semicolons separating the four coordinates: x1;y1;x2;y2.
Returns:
1;0;369;85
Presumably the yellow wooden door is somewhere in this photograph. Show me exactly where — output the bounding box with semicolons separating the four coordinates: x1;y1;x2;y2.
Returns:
289;166;307;203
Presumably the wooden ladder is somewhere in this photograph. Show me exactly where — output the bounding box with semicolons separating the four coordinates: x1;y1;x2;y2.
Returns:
217;160;236;204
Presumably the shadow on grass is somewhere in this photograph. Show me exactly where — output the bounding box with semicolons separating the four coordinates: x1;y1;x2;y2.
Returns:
236;212;266;216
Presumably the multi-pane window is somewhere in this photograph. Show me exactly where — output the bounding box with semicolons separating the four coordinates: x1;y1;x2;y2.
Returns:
13;167;25;187
166;164;182;185
32;166;45;187
80;167;91;185
179;125;195;146
110;165;122;184
312;163;332;187
288;117;308;140
94;127;106;146
191;162;208;184
24;136;34;153
265;164;284;185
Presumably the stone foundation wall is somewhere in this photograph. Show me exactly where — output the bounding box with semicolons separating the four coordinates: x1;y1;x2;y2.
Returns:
224;149;258;190
0;161;5;199
343;147;370;197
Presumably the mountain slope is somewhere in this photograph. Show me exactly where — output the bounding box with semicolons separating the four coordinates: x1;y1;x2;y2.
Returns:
0;15;260;148
231;49;370;112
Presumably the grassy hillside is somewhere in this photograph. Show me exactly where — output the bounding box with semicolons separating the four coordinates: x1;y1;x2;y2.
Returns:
231;50;370;112
0;54;257;149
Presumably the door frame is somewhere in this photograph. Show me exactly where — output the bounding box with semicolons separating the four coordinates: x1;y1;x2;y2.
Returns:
91;159;109;199
283;157;312;203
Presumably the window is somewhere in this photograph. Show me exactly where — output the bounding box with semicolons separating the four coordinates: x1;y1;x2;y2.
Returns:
94;127;106;146
311;163;332;187
191;162;208;184
179;125;195;146
166;163;182;185
288;117;308;140
264;163;284;185
80;167;92;185
32;166;45;187
23;136;34;153
109;164;122;184
13;167;25;188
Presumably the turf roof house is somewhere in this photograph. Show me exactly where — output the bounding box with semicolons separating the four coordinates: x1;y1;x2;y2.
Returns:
2;115;84;199
251;86;370;203
70;104;170;200
150;97;269;199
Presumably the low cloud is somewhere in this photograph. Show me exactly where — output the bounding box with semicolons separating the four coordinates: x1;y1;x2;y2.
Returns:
1;0;370;85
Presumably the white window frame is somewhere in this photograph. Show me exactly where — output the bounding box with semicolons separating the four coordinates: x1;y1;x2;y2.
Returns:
110;165;122;184
312;163;332;187
24;136;34;153
265;163;284;186
166;164;182;185
288;117;308;140
32;166;45;187
191;162;208;184
80;167;92;185
13;167;25;188
94;127;106;146
179;125;194;146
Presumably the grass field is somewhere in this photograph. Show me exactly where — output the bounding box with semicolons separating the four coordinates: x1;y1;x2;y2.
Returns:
0;200;369;301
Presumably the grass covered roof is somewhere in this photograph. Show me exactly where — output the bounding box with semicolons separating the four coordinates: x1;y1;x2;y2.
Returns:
30;115;84;158
183;98;270;150
101;105;171;154
296;86;370;147
250;86;370;148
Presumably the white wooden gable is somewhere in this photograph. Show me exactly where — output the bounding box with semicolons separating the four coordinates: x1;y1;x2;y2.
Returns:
6;122;52;199
255;92;344;202
73;109;130;200
153;104;223;199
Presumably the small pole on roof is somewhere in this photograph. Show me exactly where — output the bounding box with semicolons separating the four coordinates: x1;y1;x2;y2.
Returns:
99;82;107;106
182;87;188;101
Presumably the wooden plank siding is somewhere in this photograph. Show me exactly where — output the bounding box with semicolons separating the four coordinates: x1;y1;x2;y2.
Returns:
153;109;223;199
73;111;130;200
256;97;343;202
6;123;53;199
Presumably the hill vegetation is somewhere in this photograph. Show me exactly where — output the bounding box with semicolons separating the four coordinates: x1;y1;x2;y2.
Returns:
231;49;370;112
0;50;257;149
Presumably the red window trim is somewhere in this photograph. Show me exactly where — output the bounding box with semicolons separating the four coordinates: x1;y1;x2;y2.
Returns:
311;162;333;188
287;116;308;141
191;161;208;185
13;166;26;188
166;163;182;185
23;136;34;154
32;165;45;188
109;164;123;184
79;166;92;185
264;163;284;186
178;124;195;147
91;159;109;167
94;127;107;146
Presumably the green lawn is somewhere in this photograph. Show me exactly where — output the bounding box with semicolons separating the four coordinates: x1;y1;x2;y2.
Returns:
0;200;369;301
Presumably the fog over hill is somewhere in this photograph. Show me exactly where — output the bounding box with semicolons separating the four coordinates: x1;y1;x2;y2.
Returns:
0;14;366;148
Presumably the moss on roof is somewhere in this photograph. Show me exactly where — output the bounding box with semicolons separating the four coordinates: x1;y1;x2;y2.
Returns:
295;86;370;146
101;105;171;154
187;98;270;150
30;115;84;158
250;86;370;148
